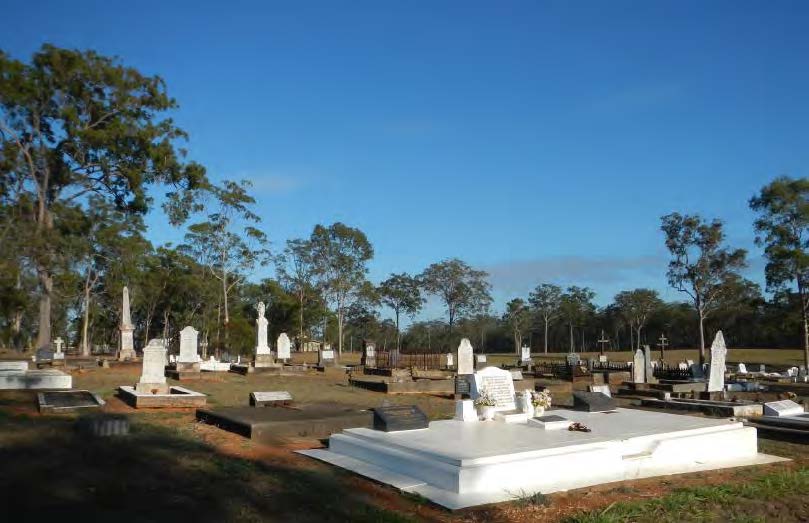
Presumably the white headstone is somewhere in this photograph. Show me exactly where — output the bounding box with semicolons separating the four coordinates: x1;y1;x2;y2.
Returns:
643;345;654;382
737;362;747;374
475;354;487;364
453;400;478;422
255;302;270;355
632;348;645;383
686;359;694;365
446;352;454;367
456;338;474;375
520;346;531;362
598;355;608;363
276;333;291;360
471;366;516;411
759;364;766;373
763;400;804;417
707;331;727;393
321;349;335;361
251;391;293;403
53;337;65;360
509;369;524;381
678;362;688;370
178;326;200;363
137;338;167;390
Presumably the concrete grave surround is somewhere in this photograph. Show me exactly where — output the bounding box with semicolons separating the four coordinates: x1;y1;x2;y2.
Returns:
255;302;271;355
276;333;292;360
136;339;168;393
471;366;516;411
200;356;231;372
454;400;478;422
708;331;727;393
632;349;645;383
456;338;474;375
118;286;137;360
178;326;200;364
302;408;786;509
119;385;207;408
0;361;29;372
0;368;72;390
764;400;804;417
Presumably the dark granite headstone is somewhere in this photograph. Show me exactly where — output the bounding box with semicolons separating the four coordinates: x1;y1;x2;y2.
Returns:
454;375;471;396
36;348;54;361
372;405;429;432
535;414;568;423
572;391;617;412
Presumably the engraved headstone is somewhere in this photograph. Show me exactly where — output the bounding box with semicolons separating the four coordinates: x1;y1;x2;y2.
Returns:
520;346;531;362
372;405;429;432
643;345;656;383
589;384;612;398
471;366;516;411
632;348;645;383
763;400;804;417
456;338;474;375
446;352;454;368
136;339;168;393
572;391;616;412
250;391;293;407
318;345;336;367
276;333;291;361
737;362;747;374
178;326;200;364
361;339;376;367
707;331;727;393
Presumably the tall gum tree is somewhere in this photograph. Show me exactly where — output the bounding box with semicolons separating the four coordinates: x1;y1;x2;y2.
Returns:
661;212;747;364
613;289;663;351
750;177;809;368
378;273;423;351
528;283;562;353
0;45;206;351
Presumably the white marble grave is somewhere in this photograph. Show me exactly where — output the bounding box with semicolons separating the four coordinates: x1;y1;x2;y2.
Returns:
178;326;200;364
453;400;477;422
632;348;645;383
136;339;168;393
708;331;727;393
738;363;747;374
53;337;65;360
520;346;531;362
0;368;72;390
255;302;271;355
302;408;785;509
456;338;474;375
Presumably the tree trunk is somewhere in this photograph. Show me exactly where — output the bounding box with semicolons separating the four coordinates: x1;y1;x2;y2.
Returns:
80;269;93;357
636;326;642;353
299;289;305;350
395;309;401;351
544;318;549;354
35;269;53;352
337;310;344;355
698;311;706;365
569;322;574;352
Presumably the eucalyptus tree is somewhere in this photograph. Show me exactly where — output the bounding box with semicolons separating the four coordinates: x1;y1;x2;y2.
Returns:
419;258;492;341
750;177;809;367
504;298;531;354
183;179;270;349
378;273;424;350
661;212;747;363
275;238;319;347
559;286;596;353
0;45;206;351
613;289;663;351
528;283;562;353
309;222;374;355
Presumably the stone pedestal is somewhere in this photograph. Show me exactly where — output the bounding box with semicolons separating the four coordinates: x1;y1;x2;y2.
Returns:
254;354;276;368
136;340;168;393
119;328;137;361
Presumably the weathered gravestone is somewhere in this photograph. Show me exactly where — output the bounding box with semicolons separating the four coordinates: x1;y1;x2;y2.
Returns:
632;348;645;383
446;352;454;368
737;362;747;374
276;333;291;361
475;354;487;369
763;400;804;417
372;405;429;432
471;366;516;411
708;331;727;393
520;346;531;363
643;345;657;384
572;391;616;412
136;339;168;393
53;337;65;361
318;345;336;367
589;384;612;398
361;339;376;367
456;338;474;375
177;326;200;372
118;286;137;361
250;391;293;407
254;302;273;367
566;353;579;366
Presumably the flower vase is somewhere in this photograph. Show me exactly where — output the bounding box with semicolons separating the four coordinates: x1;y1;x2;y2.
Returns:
481;406;496;421
534;406;545;417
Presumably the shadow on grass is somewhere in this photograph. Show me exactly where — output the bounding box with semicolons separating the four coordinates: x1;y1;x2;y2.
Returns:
0;411;413;523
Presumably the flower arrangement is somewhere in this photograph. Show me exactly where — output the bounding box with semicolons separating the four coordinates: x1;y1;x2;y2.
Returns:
474;391;497;408
531;389;552;409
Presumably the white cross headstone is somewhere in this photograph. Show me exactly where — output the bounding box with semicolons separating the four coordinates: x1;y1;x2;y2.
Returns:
707;331;727;393
456;338;474;375
471;366;516;411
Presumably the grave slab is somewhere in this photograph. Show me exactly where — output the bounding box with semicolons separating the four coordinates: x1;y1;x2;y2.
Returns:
373;405;429;432
0;369;72;390
301;408;786;509
250;391;293;407
118;385;207;408
38;390;105;413
197;403;372;442
763;400;804;417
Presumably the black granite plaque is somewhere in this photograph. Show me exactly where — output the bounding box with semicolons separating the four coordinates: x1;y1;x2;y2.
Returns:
372;405;429;432
534;415;568;423
454;375;471;396
572;391;617;412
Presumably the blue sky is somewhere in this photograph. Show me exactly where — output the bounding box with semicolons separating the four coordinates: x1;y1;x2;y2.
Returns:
5;1;809;318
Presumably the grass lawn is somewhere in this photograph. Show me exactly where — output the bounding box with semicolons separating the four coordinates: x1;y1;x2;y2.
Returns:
0;353;807;522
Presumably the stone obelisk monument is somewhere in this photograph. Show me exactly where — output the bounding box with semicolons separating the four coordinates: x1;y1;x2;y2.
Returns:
118;286;137;361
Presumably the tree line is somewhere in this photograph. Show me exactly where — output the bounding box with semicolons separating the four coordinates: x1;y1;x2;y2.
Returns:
2;46;809;367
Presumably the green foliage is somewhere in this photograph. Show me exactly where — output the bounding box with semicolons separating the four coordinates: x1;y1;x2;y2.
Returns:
419;258;492;337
